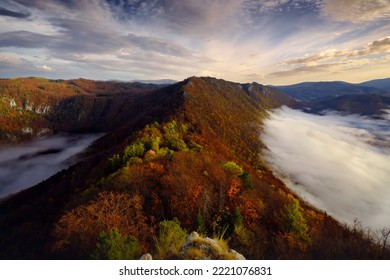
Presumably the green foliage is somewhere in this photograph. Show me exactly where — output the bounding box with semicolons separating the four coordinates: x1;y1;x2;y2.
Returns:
187;140;202;151
107;154;122;173
196;211;207;235
126;157;143;165
156;147;174;159
166;120;179;133
163;121;188;151
140;124;162;151
233;224;254;247
104;120;197;172
150;137;161;151
239;171;253;189
215;207;243;238
123;141;145;163
222;161;244;176
233;207;243;227
154;218;187;259
282;199;310;243
164;134;187;151
91;228;141;260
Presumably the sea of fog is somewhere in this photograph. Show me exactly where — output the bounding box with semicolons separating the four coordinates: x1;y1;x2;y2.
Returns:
0;133;103;198
262;106;390;229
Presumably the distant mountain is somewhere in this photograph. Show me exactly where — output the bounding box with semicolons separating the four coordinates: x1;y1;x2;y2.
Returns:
273;80;387;100
0;76;386;260
358;78;390;91
302;94;390;116
130;79;177;85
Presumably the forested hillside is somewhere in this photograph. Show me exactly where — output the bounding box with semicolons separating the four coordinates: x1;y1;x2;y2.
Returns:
0;77;388;260
0;77;163;142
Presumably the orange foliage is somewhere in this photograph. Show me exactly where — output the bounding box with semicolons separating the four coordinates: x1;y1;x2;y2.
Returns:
53;192;152;257
226;178;241;202
238;197;261;229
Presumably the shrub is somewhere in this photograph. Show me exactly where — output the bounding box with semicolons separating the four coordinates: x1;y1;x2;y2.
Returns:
282;198;310;243
222;161;243;176
164;133;187;151
91;228;141;260
106;154;122;173
126;157;143;165
214;207;243;238
187;140;202;151
196;211;207;235
150;137;161;151
239;171;253;189
154;218;187;259
156;147;174;159
123;141;145;162
163;121;188;151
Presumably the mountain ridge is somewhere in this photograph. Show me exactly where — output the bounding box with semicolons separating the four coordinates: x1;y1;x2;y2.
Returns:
358;77;390;91
273;80;388;101
0;76;388;260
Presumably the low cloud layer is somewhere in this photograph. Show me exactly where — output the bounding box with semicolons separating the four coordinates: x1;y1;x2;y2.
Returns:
262;106;390;229
0;133;102;198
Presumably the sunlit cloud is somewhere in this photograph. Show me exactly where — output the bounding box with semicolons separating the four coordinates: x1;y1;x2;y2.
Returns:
282;37;390;65
38;65;53;71
0;0;388;83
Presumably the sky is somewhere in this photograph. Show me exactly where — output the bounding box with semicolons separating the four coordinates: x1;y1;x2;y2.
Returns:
262;106;390;229
0;0;389;85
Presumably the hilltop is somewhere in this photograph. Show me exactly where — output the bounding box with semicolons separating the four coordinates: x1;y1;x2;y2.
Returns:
0;77;388;260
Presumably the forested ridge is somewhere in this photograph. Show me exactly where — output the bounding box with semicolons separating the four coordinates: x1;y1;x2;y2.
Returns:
0;77;389;259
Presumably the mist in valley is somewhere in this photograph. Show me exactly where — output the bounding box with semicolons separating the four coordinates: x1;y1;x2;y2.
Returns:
262;106;390;229
0;134;103;198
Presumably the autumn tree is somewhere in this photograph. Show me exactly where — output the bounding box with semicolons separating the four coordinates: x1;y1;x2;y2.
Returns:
53;192;151;257
282;198;310;243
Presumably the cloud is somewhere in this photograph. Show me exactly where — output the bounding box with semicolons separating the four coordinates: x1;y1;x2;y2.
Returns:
321;0;390;22
0;0;388;83
126;33;194;58
38;65;53;71
0;7;30;18
0;134;102;198
283;37;390;65
270;59;376;77
262;106;390;229
359;37;390;55
270;64;332;77
0;31;54;48
270;37;390;81
256;0;290;13
105;0;244;37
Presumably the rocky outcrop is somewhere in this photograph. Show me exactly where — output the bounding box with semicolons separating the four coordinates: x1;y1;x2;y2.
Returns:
139;253;153;260
180;231;246;260
139;232;246;260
